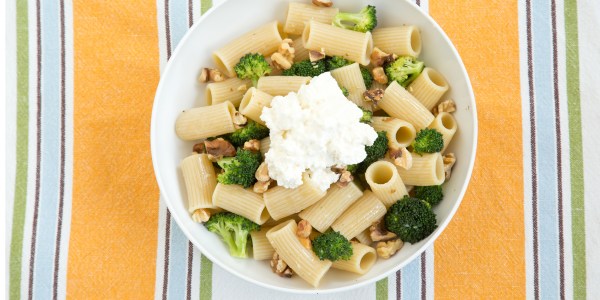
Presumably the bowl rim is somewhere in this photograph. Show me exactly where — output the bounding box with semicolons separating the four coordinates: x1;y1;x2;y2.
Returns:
150;0;478;294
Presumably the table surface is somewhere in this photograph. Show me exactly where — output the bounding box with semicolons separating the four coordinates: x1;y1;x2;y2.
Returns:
6;0;599;299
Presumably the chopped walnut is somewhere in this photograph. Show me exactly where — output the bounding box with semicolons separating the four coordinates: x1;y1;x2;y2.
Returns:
271;39;295;70
297;220;312;238
232;112;248;128
371;67;388;84
336;170;354;187
237;84;248;92
204;138;236;159
271;252;293;278
443;153;456;180
309;50;326;62
198;68;209;83
198;68;226;83
363;88;385;106
255;162;270;182
389;147;412;170
191;209;211;223
253;179;271;194
437;99;456;114
192;142;205;154
370;48;395;67
376;239;403;259
243;139;260;151
369;219;397;242
299;237;312;250
312;0;333;7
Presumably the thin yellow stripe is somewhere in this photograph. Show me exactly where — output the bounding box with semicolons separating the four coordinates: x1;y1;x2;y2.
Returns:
430;0;526;298
68;1;160;298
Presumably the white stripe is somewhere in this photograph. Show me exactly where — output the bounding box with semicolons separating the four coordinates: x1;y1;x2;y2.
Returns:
387;270;396;300
517;0;535;298
56;0;75;298
555;0;574;298
425;246;434;300
190;247;201;300
578;1;600;298
154;196;168;300
156;0;168;74
211;263;376;299
5;1;18;296
20;0;40;297
191;0;200;26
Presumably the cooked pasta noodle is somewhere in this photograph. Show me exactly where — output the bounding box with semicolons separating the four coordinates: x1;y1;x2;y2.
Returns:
302;20;373;66
263;173;326;220
330;63;370;107
205;77;251;107
175;101;236;140
372;26;422;57
298;182;363;233
365;160;408;208
378;81;434;130
239;88;274;125
256;76;310;96
396;152;445;186
331;190;387;240
212;183;270;225
428;112;457;152
250;226;274;260
331;242;377;275
284;2;339;35
370;117;416;149
408;67;449;110
181;153;217;212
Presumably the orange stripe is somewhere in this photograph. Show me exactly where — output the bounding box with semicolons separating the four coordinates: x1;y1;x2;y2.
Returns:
68;1;160;298
430;0;525;298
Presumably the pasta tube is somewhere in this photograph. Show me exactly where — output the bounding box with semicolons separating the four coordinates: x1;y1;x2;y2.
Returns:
298;182;363;233
428;112;457;152
408;67;449;110
331;190;386;240
378;81;434;130
370;117;417;149
212;183;270;225
180;153;217;212
396;153;445;186
331;242;377;275
263;173;326;220
175;101;236;140
365;160;408;208
302;20;373;66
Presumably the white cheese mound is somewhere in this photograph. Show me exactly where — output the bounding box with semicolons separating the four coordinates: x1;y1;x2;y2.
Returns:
260;72;378;191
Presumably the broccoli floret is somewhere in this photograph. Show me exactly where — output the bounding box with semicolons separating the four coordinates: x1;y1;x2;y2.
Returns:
414;185;444;206
348;131;388;173
385;56;424;87
234;53;272;86
205;212;260;258
216;149;262;188
225;120;269;147
339;85;349;97
332;5;378;33
412;128;443;154
359;106;373;123
312;231;353;261
384;196;437;243
326;56;352;70
360;66;373;89
326;56;373;88
282;59;327;77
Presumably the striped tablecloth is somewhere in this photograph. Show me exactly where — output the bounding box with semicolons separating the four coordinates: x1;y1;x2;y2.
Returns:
6;0;599;299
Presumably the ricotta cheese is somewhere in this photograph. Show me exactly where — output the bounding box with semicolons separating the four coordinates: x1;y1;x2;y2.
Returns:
260;72;378;191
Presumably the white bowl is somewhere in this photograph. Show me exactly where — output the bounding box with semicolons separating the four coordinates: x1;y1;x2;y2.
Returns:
151;0;477;294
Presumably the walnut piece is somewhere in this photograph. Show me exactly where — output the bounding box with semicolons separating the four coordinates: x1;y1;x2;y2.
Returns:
191;209;211;223
198;68;226;83
204;138;236;159
437;99;456;114
443;153;456;180
253;179;271;194
232;112;248;128
370;219;397;242
297;220;312;238
376;239;403;259
370;48;395;67
309;50;326;62
255;162;270;182
271;252;293;278
271;39;295;70
299;237;312;250
336;170;354;188
198;68;209;83
312;0;333;7
243;139;260;152
237;84;248;92
192;142;205;154
363;89;385;106
372;67;388;84
389;147;412;170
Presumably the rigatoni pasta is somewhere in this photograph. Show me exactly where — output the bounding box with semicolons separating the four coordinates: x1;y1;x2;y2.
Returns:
396;152;445;186
284;2;339;35
330;63;369;107
428;112;457;152
302;20;373;66
250;226;274;260
370;117;416;149
292;37;310;62
365;161;408;208
239;88;274;125
205;77;251;107
266;220;332;287
331;242;377;275
331;190;386;240
263;173;326;220
372;26;422;57
175;101;236;140
213;21;283;77
298;182;363;233
378;81;434;130
212;183;270;225
408;67;449;110
181;153;217;212
256;76;311;96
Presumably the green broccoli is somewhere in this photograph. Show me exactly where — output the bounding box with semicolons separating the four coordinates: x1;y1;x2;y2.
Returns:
282;59;327;77
339;85;349;97
216;148;262;188
385;56;424;87
225;120;269;147
204;212;260;258
414;185;444;206
234;53;272;86
384;196;437;243
412;128;443;154
359;106;373;123
347;131;388;173
326;56;373;88
332;5;378;33
360;66;374;89
312;231;353;261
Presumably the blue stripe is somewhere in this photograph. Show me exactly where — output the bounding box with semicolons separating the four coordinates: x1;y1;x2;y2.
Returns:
34;0;62;296
165;1;192;299
532;0;560;298
401;256;421;299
